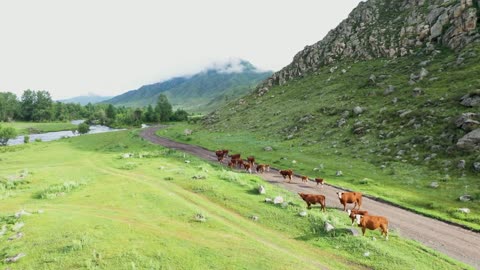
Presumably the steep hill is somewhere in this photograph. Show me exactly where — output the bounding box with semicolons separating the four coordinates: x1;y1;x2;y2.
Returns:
103;60;272;112
59;94;112;105
198;0;480;229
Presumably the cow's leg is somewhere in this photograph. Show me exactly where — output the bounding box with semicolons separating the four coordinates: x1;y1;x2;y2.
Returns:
362;227;366;236
307;203;311;209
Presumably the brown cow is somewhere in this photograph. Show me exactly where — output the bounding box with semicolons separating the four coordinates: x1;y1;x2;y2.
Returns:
301;176;309;183
256;164;270;173
314;178;325;187
215;150;225;163
336;191;362;211
355;215;389;240
279;169;293;182
237;159;245;169
243;162;252;174
347;209;369;225
298;193;326;212
228;161;235;168
230;153;241;160
247;156;255;166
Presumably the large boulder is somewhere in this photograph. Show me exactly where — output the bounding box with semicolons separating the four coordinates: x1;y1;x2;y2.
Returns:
457;128;480;151
455;113;480;132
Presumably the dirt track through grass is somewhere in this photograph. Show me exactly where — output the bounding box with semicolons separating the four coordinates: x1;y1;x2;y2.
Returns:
141;125;480;269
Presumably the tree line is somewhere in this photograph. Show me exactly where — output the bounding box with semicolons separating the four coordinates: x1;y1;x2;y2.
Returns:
0;90;188;127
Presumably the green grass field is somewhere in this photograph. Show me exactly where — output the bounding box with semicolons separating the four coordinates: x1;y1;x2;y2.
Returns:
157;123;480;231
1;122;77;135
0;130;471;269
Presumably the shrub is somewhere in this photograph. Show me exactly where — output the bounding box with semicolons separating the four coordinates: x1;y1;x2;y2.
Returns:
0;125;17;146
77;123;90;134
23;135;30;144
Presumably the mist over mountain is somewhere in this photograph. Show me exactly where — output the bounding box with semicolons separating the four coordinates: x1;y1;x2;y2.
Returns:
103;59;272;112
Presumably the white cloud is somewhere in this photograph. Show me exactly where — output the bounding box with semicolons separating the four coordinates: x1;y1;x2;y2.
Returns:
0;0;362;99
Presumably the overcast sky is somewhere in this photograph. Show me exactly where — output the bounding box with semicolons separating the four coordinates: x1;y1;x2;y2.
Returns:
0;0;363;100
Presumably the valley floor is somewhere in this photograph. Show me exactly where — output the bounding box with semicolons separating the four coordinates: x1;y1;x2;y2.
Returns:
0;130;473;269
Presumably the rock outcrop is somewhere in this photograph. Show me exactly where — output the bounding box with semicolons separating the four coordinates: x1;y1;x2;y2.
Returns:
257;0;479;94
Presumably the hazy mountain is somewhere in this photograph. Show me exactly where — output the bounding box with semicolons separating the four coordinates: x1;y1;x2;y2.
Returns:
60;94;113;105
103;59;272;112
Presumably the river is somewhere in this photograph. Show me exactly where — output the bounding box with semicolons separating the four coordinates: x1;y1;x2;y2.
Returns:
7;120;126;146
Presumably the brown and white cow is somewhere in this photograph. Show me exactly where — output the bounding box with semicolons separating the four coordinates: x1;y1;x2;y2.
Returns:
314;178;325;187
279;169;293;182
336;191;362;211
301;176;309;183
256;164;270;173
355;215;389;240
298;193;326;212
347;209;369;225
247;156;255;167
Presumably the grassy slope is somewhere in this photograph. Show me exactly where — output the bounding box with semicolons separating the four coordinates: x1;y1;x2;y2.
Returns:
156;45;480;231
0;132;469;269
1;122;77;135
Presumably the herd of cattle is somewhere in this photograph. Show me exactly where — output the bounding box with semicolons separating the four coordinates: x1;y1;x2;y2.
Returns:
215;149;389;240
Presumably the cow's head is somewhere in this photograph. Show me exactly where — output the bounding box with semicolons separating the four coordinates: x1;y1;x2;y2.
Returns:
298;192;305;199
336;192;343;199
355;214;362;225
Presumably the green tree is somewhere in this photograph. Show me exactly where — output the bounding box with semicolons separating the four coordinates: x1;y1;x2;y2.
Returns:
0;92;20;121
21;89;36;121
0;125;17;146
171;109;189;121
155;94;172;122
106;104;116;120
77;123;90;134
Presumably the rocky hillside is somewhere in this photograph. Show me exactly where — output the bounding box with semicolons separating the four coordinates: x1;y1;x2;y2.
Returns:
257;0;479;95
205;0;480;174
103;60;271;113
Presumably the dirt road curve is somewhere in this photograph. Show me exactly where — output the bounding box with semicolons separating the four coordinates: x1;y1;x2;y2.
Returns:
141;126;480;269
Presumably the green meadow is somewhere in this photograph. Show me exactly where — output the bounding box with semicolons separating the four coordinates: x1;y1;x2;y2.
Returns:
0;130;471;269
1;122;77;135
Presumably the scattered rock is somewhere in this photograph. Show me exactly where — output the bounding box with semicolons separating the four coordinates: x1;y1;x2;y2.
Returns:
348;228;359;236
369;74;376;83
460;91;480;107
192;175;206;180
121;153;133;159
337;118;347;127
291;160;297;164
458;160;466;169
12;222;24;232
14;209;31;218
459;195;472;202
194;213;207;222
37;209;44;214
324;222;335;232
184;129;193;136
353;106;364;115
286;134;294;140
398;109;412;118
419;68;429;80
455;113;480;132
336;171;343;176
299;211;308;217
363;251;370;257
264;198;272;203
0;225;7;236
273;196;284;204
458;208;471;214
429;182;439;188
258;185;266;195
8;232;24;241
392;97;398;104
412;88;423;97
456;129;480;151
281;202;289;208
185;160;191;164
473;162;480;172
384;85;396;95
251;215;259;222
263;146;273;151
4;253;26;263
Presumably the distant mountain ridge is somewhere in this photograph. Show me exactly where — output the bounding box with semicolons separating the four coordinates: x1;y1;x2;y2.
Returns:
59;94;113;105
103;59;272;112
